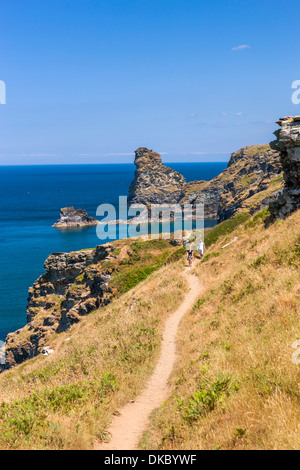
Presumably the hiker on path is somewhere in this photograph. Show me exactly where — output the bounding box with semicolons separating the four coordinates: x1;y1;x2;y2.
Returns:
198;239;205;260
187;248;193;267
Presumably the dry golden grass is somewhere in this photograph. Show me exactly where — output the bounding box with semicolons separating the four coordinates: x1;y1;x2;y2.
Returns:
141;209;300;450
0;261;187;450
1;209;299;450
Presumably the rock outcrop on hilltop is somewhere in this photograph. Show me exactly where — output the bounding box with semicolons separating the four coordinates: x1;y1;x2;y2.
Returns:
53;207;98;228
268;116;300;220
128;148;186;204
179;145;282;220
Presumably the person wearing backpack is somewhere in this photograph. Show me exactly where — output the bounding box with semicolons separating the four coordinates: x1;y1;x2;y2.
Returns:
187;248;193;267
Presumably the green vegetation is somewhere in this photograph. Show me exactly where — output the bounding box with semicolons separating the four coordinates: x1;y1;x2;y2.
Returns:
243;144;270;157
270;173;284;186
177;373;239;425
0;373;118;442
205;213;251;247
202;251;219;262
166;246;186;264
240;175;255;188
111;242;185;295
245;207;270;228
111;257;169;294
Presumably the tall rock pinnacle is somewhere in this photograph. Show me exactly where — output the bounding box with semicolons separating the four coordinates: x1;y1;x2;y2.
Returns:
128;147;186;205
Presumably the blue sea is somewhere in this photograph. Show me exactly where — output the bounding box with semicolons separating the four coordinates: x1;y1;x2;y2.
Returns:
0;162;226;341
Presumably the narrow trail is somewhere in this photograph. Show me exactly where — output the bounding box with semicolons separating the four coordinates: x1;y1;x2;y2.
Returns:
95;266;201;451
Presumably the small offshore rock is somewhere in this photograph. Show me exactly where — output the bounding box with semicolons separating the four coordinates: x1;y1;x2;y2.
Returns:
53;207;99;228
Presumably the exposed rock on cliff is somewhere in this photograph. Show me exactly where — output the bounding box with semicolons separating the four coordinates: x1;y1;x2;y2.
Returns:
53;207;98;228
217;145;282;220
180;179;223;219
127;145;282;221
128;148;186;204
180;145;282;220
268;116;300;220
5;245;114;367
128;145;282;221
4;239;183;369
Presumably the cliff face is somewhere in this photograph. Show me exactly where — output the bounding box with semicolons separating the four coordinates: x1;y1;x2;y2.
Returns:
128;147;186;204
217;145;282;220
5;244;115;368
180;145;282;220
4;239;182;369
180;179;223;219
268;116;300;220
128;145;282;221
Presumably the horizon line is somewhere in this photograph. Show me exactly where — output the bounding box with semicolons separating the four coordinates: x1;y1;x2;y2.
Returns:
0;160;229;167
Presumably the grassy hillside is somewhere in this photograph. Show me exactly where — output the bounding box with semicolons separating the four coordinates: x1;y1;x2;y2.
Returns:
0;210;299;450
5;238;186;369
141;209;300;450
0;257;187;449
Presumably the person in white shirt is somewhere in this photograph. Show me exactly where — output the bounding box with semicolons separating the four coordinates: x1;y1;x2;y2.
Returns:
198;239;205;260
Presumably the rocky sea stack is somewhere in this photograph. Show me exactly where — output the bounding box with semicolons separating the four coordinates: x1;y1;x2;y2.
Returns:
128;147;186;204
53;207;98;228
268;116;300;220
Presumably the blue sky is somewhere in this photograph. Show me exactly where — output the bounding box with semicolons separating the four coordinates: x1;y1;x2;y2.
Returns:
0;0;299;164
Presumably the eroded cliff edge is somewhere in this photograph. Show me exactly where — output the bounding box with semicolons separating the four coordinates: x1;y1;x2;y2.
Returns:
268;116;300;220
4;239;183;369
5;244;114;367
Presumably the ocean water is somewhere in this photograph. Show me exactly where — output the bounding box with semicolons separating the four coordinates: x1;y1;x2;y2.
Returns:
0;162;226;341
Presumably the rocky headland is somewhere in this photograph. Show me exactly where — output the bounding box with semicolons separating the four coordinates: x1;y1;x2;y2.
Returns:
5;244;114;367
53;207;99;228
268;116;300;221
4;239;183;369
128;145;283;221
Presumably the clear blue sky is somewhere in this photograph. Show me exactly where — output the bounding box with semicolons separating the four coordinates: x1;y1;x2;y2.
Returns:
0;0;299;164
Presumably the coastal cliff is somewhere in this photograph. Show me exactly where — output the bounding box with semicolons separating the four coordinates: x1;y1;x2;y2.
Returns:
217;145;282;220
180;144;282;220
1;205;299;450
4;239;183;369
268;116;300;220
5;244;114;367
128;145;283;220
